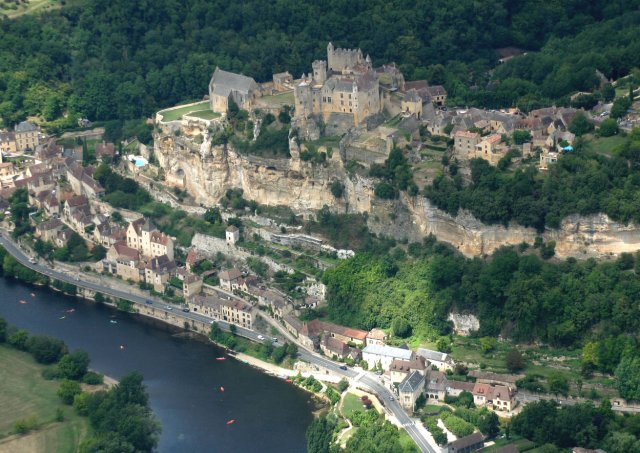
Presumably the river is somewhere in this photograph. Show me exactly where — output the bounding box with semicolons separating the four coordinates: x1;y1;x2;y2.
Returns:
0;277;314;452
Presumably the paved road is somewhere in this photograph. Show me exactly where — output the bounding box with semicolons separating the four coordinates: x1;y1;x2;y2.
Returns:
0;232;436;452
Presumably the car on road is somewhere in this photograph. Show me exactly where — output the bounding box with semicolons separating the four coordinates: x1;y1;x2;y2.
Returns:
257;334;265;340
182;307;190;313
165;305;173;310
389;396;394;401
145;300;153;305
29;257;36;264
339;365;347;370
272;337;278;342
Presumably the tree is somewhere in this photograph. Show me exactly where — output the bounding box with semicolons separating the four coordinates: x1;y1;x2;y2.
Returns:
58;350;90;380
374;182;396;199
513;129;532;145
391;317;411;338
478;411;500;437
435;336;452;353
568;112;594;136
480;336;498;354
338;378;349;393
506;349;525;372
8;330;29;350
25;335;67;364
457;391;475;409
0;317;6;343
305;415;334;453
58;379;82;404
600;83;615;102
548;372;569;398
615;356;640;401
330;180;344;198
611;97;631;119
599;118;619;137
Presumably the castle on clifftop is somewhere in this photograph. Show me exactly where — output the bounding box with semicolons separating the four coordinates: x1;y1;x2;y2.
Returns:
294;42;382;127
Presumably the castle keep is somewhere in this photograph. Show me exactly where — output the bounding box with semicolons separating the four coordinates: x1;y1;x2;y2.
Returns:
294;43;382;127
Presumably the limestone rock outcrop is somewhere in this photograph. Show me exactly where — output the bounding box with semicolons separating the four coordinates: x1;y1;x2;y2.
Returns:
155;126;640;259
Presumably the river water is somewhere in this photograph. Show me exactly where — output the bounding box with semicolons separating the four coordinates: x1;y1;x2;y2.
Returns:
0;277;313;452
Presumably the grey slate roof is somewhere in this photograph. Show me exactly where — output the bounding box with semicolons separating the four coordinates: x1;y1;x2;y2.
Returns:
15;121;38;133
417;347;452;363
363;344;413;360
399;370;425;393
209;67;257;97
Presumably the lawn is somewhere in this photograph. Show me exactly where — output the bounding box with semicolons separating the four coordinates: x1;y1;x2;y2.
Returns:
188;110;221;120
0;345;89;451
259;91;294;106
398;429;418;451
341;392;367;418
158;101;211;121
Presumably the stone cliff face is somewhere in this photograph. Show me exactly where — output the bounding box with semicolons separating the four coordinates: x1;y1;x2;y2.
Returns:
155;126;640;258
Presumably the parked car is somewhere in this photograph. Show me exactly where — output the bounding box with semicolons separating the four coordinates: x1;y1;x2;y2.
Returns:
165;305;172;310
257;334;265;340
272;337;278;342
145;300;153;305
182;307;190;313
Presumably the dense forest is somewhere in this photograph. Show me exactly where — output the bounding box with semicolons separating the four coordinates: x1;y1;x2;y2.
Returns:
425;129;640;230
322;236;640;348
1;0;640;127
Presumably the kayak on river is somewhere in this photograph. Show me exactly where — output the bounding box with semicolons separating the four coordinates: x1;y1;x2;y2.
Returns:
226;419;235;425
216;357;226;361
220;386;224;392
110;320;118;324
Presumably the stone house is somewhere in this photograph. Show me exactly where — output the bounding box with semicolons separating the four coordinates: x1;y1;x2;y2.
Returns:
95;142;116;161
475;134;504;164
272;71;293;91
66;164;104;199
104;241;140;278
225;225;239;245
54;228;73;248
399;371;425;414
126;218;174;261
183;273;203;300
185;247;200;272
425;85;447;106
366;328;387;347
0;162;15;188
388;356;427;384
322;321;368;346
14;121;39;151
447;432;484;453
472;383;515;412
43;192;60;218
446;380;476;398
189;294;222;319
0;130;16;154
220;298;253;330
219;268;242;291
94;221;124;248
63;195;90;221
141;254;176;292
35;218;63;243
454;130;481;158
425;370;447;401
257;289;290;319
209;67;259;114
320;336;359;361
416;348;455;371
401;90;423;119
362;344;413;370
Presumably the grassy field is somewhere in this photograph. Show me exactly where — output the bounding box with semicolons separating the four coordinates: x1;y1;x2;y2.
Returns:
158;101;211;121
0;0;60;18
585;134;627;155
341;392;366;418
0;345;89;452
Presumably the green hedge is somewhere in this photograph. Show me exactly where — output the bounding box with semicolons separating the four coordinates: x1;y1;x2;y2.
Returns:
441;412;475;437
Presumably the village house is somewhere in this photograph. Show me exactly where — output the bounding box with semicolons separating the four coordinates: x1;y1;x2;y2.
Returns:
454;130;481;158
185;247;200;272
425;370;447;401
0;162;16;188
141;254;176;292
475;134;505;165
126;218;174;261
322;321;368;346
54;228;73;248
35;218;64;243
14;121;40;151
189;294;222;319
183;273;203;300
320;336;362;362
401;90;423;119
366;328;387;347
219;268;242;291
63;195;90;221
388;356;428;384
42;192;60;218
93;221;125;248
220;298;253;330
257;289;290;319
362;344;413;370
446;380;476;398
472;383;516;412
95;142;116;161
66;163;104;199
104;241;140;279
0;130;16;154
468;370;522;387
398;371;425;414
447;432;485;453
417;348;455;371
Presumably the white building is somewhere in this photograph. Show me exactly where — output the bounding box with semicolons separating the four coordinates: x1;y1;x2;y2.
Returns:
416;348;455;371
225;225;239;245
362;344;413;370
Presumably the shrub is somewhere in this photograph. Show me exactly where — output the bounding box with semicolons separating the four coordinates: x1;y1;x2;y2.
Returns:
57;379;82;405
441;413;475;437
82;371;104;385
